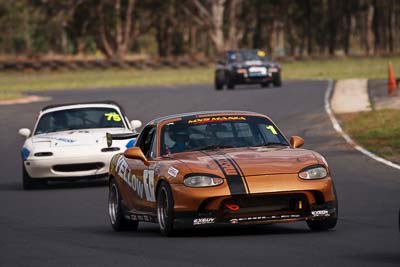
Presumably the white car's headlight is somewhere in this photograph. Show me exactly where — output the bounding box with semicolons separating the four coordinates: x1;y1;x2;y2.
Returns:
299;165;328;180
184;175;224;187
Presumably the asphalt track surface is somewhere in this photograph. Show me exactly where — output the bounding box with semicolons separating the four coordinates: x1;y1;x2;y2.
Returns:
0;81;399;267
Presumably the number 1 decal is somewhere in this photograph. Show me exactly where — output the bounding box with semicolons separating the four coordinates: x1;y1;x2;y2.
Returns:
143;170;155;202
266;125;277;135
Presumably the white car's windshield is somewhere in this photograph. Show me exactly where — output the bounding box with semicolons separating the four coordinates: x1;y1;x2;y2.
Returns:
161;115;288;155
35;107;125;135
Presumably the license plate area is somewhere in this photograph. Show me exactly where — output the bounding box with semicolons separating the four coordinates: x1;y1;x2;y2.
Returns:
248;66;267;77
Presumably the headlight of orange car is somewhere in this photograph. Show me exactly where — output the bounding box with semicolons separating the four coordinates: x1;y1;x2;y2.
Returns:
184;175;224;187
298;165;328;180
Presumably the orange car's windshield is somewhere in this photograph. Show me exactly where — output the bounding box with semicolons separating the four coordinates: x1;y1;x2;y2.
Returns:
160;115;288;155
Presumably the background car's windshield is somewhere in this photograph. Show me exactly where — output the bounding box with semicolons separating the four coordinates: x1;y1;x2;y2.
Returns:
161;116;288;155
228;50;269;62
34;107;125;135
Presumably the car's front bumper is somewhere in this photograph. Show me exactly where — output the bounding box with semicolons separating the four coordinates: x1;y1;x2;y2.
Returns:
173;200;337;229
24;153;116;179
232;70;280;84
170;174;337;228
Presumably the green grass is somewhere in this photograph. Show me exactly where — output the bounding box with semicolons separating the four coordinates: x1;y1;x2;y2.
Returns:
283;56;400;80
339;109;400;164
1;56;400;100
0;91;25;100
0;68;213;100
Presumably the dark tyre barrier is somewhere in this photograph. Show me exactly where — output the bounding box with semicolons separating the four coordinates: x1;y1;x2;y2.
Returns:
0;58;212;72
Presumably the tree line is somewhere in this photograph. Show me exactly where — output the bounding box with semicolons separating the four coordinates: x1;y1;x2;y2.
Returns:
0;0;399;60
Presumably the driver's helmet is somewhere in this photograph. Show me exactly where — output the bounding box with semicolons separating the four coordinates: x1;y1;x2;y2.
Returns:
52;111;67;129
168;123;189;142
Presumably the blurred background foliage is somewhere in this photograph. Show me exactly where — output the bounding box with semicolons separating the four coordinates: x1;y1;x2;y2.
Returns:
0;0;399;60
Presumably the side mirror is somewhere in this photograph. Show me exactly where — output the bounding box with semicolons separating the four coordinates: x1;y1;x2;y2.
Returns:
124;147;149;166
130;120;142;133
290;136;304;148
18;128;31;138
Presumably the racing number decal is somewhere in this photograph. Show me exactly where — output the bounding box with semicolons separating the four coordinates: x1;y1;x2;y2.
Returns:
266;125;277;135
143;170;155;202
257;50;266;57
115;156;155;202
104;112;122;122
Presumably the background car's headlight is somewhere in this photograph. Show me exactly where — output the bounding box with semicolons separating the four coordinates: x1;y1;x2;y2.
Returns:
184;175;224;187
269;67;278;72
298;166;328;180
236;68;247;74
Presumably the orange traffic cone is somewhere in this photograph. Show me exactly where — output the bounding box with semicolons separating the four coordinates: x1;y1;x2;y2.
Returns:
388;62;396;96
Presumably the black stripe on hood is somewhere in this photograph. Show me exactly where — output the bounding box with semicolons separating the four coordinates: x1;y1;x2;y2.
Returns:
202;151;248;195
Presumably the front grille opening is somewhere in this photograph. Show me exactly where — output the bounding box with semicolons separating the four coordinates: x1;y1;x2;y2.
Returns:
311;191;325;205
34;152;53;157
53;162;105;172
197;198;220;217
101;147;120;152
221;194;309;218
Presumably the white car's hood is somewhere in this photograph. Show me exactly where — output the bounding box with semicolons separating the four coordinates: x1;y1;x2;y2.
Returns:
32;128;132;148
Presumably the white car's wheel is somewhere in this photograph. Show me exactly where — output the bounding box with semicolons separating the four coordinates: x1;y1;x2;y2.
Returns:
22;164;45;190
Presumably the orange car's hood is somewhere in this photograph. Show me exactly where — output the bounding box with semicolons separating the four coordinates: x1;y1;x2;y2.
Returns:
170;147;318;176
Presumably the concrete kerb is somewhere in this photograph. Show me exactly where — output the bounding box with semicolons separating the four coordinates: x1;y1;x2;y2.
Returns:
325;79;400;171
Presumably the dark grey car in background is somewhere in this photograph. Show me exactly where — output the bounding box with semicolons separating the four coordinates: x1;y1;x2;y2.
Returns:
215;50;282;90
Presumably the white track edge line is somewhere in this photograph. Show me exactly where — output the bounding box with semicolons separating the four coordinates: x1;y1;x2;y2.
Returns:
324;79;400;171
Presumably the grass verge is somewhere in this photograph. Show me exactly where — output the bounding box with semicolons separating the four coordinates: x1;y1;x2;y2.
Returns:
282;56;400;80
338;109;400;164
0;56;400;100
0;68;213;100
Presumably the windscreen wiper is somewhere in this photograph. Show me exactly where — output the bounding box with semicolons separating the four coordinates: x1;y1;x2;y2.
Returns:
252;142;288;147
190;144;234;151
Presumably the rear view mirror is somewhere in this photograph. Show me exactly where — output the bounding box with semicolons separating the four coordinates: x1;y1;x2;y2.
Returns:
18;128;31;138
130;120;142;133
124;147;149;166
290;136;304;148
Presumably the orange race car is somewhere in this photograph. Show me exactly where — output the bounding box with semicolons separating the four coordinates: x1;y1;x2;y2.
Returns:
107;111;338;236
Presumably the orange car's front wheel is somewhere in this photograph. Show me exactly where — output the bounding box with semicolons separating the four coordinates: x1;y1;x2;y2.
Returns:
108;179;138;231
157;181;175;236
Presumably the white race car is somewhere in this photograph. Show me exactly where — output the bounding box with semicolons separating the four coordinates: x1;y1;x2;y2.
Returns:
18;101;142;189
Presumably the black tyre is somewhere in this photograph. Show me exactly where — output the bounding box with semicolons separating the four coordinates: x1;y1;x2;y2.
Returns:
108;179;139;231
22;164;45;190
215;75;224;90
307;216;337;231
157;181;175;236
273;75;282;87
307;200;338;231
226;74;235;90
261;82;269;88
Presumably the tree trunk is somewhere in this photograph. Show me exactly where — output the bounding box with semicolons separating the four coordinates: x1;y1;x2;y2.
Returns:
327;0;337;55
305;0;313;56
343;8;352;55
97;4;114;58
209;0;225;53
252;1;262;49
367;2;375;55
226;0;243;50
387;0;394;52
96;0;136;60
